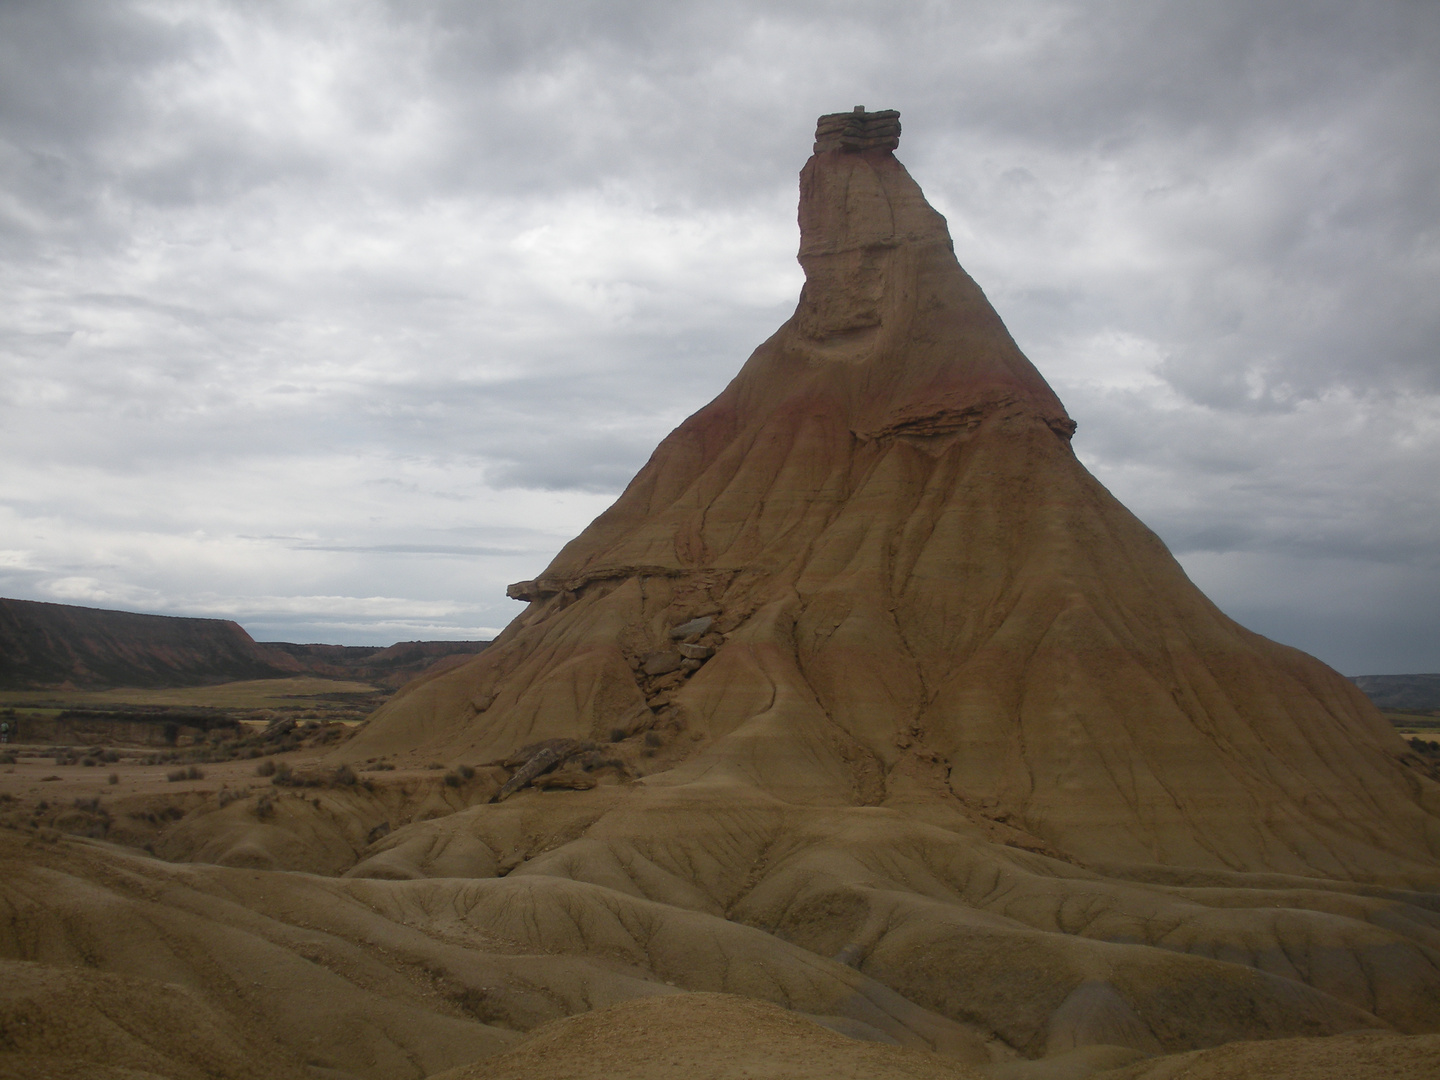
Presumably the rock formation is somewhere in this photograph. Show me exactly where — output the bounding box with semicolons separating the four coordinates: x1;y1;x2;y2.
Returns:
349;108;1439;882
5;110;1439;1080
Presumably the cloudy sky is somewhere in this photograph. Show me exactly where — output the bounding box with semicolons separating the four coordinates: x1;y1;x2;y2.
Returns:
1;1;1436;675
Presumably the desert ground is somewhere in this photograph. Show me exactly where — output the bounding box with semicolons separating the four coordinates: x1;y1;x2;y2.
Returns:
3;670;1438;1080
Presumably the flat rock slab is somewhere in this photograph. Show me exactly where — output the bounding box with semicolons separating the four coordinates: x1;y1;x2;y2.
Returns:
642;652;684;676
669;616;714;639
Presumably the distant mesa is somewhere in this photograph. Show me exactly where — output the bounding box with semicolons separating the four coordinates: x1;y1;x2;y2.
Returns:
1350;673;1440;711
0;596;487;691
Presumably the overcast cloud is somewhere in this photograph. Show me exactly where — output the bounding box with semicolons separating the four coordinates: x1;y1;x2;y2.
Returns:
1;0;1436;674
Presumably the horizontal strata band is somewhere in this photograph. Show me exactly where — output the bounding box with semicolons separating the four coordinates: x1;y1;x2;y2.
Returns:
814;107;901;153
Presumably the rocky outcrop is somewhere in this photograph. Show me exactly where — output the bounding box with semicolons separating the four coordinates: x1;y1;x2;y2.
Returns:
348;109;1438;882
813;106;901;153
271;110;1440;1068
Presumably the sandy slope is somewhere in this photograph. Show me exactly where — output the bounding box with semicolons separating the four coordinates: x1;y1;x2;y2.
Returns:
431;993;984;1080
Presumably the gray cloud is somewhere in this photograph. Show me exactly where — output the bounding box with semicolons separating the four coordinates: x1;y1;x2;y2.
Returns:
1;0;1436;672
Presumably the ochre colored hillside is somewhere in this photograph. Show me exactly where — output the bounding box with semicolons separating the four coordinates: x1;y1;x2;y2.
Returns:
349;109;1439;882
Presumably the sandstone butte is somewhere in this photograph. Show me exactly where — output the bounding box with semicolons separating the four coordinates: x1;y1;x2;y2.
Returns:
3;109;1439;1080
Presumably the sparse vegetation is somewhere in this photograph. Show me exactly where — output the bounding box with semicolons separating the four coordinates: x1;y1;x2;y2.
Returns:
255;759;276;776
167;764;204;782
443;763;477;787
107;772;118;785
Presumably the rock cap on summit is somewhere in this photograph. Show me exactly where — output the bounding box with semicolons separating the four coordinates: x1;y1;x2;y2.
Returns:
814;105;902;153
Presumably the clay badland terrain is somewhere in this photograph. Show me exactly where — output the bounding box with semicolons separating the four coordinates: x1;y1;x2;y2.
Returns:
3;109;1439;1080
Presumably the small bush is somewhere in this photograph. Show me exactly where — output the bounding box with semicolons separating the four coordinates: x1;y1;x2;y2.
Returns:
443;770;461;787
254;794;275;819
457;764;475;780
255;759;276;777
270;762;292;785
643;731;663;748
332;764;357;787
168;764;204;782
609;728;627;743
81;757;98;767
166;768;187;782
107;773;119;785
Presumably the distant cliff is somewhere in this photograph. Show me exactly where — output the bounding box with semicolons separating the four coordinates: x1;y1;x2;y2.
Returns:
0;598;301;689
258;640;490;689
0;597;488;691
1351;674;1440;711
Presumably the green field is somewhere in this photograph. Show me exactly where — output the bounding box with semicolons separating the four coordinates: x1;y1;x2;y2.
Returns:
1381;709;1440;736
